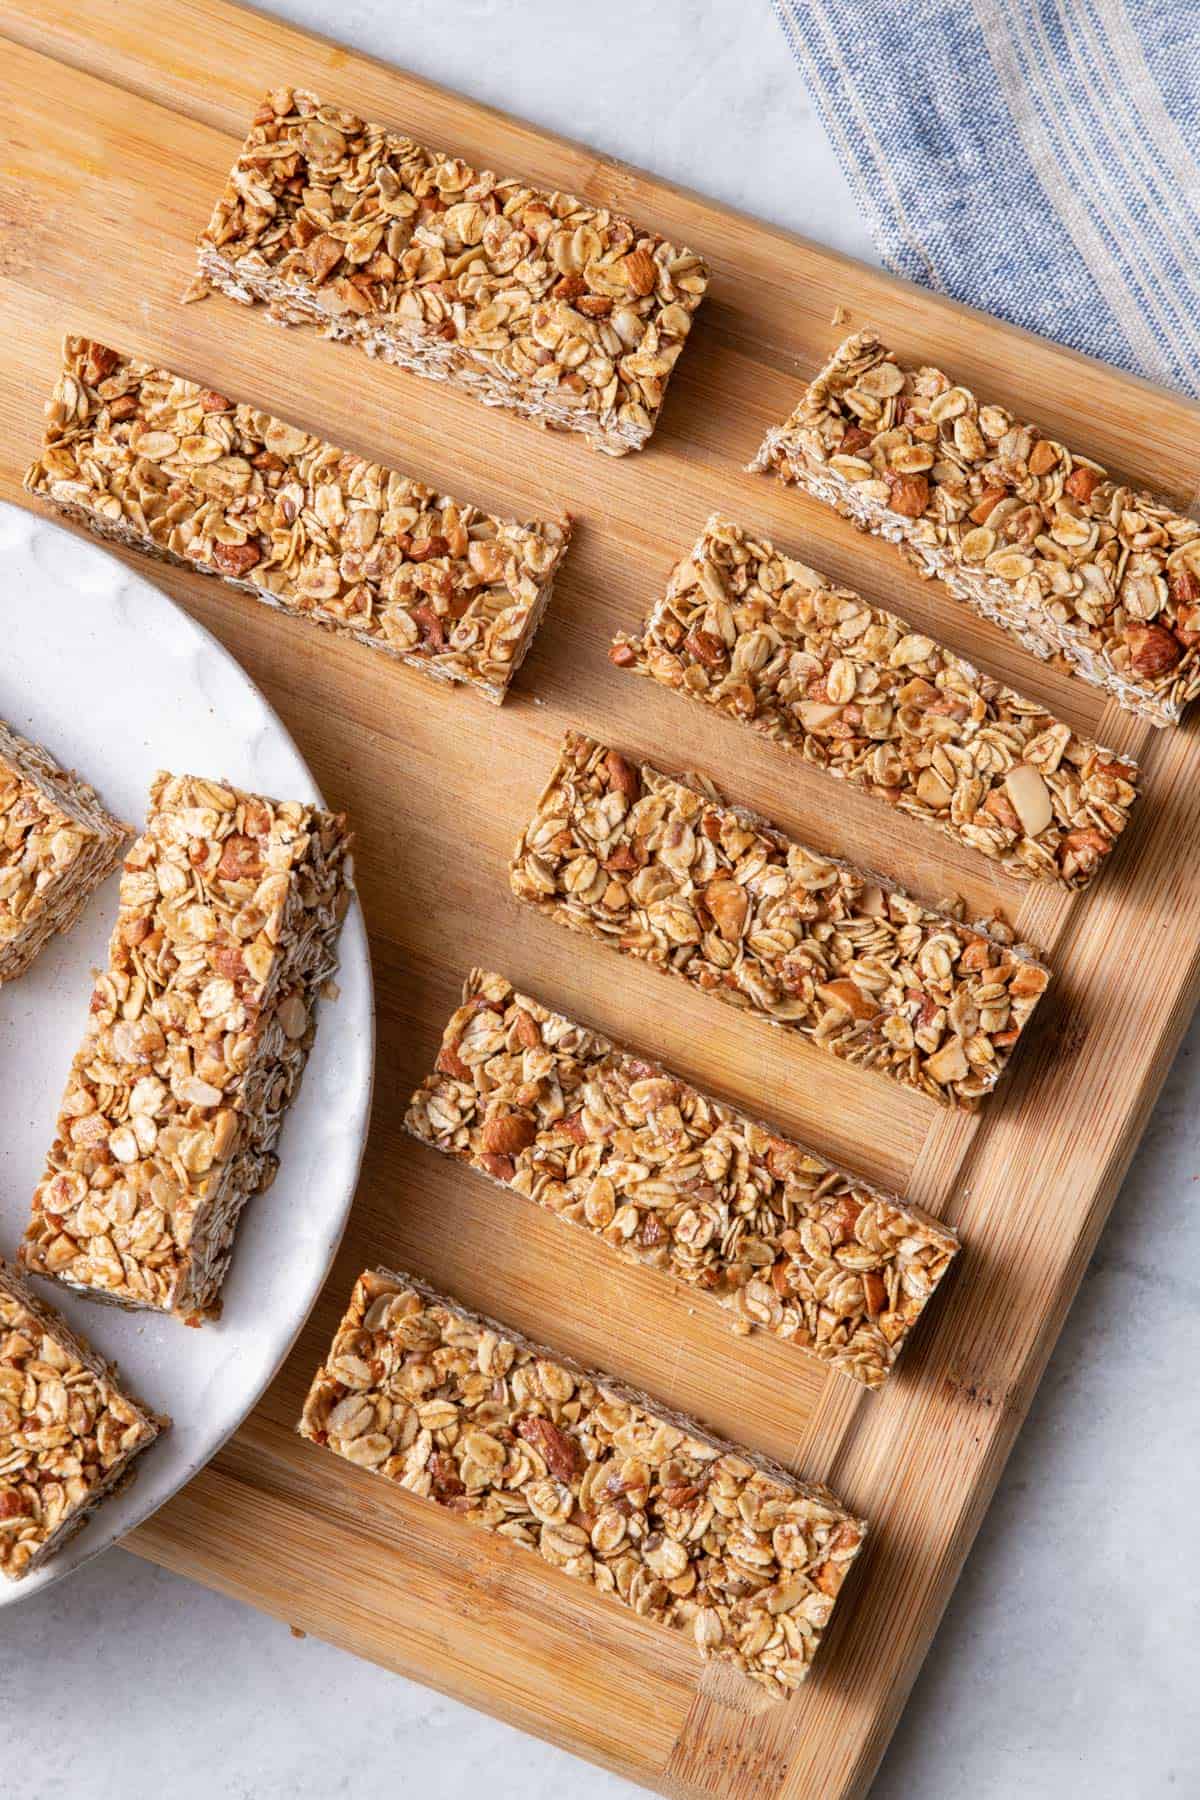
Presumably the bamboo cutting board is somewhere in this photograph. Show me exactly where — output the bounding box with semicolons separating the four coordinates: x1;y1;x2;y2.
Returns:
2;3;1198;1792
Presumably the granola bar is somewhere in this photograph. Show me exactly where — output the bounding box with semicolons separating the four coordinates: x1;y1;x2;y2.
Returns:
20;773;353;1320
195;87;709;457
0;720;128;983
299;1267;867;1695
25;339;571;705
611;514;1139;889
0;1258;161;1579
751;330;1200;727
509;732;1050;1107
406;971;959;1387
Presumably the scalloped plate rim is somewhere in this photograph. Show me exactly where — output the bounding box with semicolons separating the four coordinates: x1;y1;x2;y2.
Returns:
0;498;374;1606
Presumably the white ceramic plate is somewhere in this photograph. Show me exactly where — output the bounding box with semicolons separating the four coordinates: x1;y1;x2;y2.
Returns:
0;500;374;1604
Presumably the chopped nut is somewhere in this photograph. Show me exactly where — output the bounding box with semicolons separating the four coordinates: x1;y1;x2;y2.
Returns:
1003;764;1053;838
886;473;930;518
19;774;353;1320
480;1112;537;1156
1127;621;1183;678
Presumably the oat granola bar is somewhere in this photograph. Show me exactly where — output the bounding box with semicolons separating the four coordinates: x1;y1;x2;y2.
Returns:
750;330;1200;727
195;87;709;457
299;1267;866;1694
0;721;128;983
611;514;1139;889
25;339;571;705
0;1259;161;1579
20;773;353;1320
406;970;959;1387
509;732;1050;1107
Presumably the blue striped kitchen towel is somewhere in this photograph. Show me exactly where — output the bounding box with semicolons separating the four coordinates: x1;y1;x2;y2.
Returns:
771;0;1200;394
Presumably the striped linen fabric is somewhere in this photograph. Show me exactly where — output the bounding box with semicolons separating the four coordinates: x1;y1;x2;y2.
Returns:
771;0;1200;394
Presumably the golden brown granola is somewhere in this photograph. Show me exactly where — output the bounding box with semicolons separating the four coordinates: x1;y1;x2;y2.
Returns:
0;1258;160;1580
299;1267;866;1695
20;773;353;1320
752;330;1200;726
406;970;959;1386
0;720;128;983
25;338;570;704
612;513;1139;888
196;88;709;455
509;732;1051;1107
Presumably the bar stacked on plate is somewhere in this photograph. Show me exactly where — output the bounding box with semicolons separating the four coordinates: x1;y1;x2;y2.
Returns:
20;772;353;1322
0;1259;161;1580
0;721;128;984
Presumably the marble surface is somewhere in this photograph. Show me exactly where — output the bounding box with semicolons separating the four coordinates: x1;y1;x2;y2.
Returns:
4;3;1197;1796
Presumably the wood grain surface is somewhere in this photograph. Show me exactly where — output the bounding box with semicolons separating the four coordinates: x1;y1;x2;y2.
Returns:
2;3;1198;1793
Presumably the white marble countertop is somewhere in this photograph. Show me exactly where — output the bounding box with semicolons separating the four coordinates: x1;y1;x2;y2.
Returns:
4;4;1198;1796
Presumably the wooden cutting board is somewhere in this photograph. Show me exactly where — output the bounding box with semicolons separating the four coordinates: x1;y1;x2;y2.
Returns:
2;2;1197;1791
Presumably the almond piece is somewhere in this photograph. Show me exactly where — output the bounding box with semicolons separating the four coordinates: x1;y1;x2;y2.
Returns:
1064;464;1101;504
480;1112;536;1156
621;248;658;296
1173;603;1200;649
1027;438;1060;475
479;1152;515;1182
958;938;995;973
435;1042;472;1081
862;1270;887;1315
83;343;120;386
925;1038;969;1085
1008;962;1049;999
516;1415;579;1481
799;700;843;732
826;1195;863;1244
1003;763;1053;837
512;1008;541;1049
605;750;640;802
968;486;1007;524
211;541;262;578
816;978;879;1021
705;878;748;942
813;1560;845;1598
1126;621;1183;678
1059;827;1111;879
981;786;1022;834
683;629;726;669
916;767;952;810
886;472;930;517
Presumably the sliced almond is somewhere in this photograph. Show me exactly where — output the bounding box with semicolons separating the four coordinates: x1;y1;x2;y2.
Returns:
799;701;843;732
916;768;952;809
816;978;879;1021
1003;763;1053;837
858;882;888;917
925;1038;969;1085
